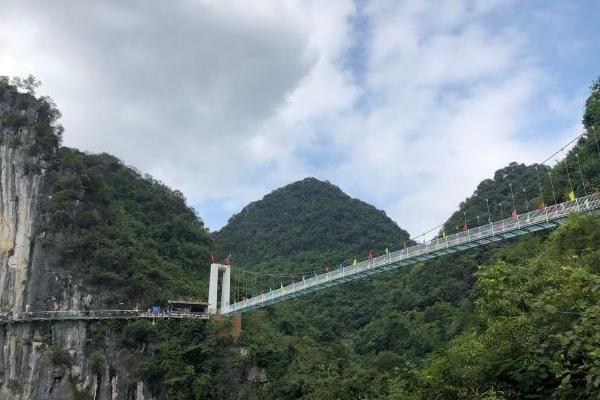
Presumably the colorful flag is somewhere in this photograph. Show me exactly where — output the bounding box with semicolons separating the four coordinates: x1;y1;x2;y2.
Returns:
568;191;576;201
511;209;518;220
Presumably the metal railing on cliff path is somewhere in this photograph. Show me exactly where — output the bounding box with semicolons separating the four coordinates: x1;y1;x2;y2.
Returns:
0;309;209;324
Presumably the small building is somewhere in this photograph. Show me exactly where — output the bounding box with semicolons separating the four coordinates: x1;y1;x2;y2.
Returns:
167;300;209;314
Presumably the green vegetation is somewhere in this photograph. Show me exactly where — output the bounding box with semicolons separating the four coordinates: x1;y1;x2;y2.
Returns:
443;162;550;233
42;148;215;305
215;177;411;270
213;177;486;399
0;75;63;166
50;346;73;367
390;214;600;399
121;319;234;400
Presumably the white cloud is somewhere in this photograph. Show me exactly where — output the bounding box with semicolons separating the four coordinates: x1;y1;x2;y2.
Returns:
0;0;591;236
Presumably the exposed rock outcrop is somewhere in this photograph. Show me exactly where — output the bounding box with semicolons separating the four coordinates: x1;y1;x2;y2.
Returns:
0;83;153;400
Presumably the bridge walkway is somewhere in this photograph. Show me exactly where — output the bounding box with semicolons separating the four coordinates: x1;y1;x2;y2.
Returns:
223;192;600;314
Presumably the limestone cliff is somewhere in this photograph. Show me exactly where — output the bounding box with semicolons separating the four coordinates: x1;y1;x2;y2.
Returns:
0;82;153;400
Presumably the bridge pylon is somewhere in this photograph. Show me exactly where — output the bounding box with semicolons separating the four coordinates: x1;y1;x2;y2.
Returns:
208;263;231;314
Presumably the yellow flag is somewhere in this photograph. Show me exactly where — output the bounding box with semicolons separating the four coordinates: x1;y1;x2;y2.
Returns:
353;258;357;266
568;191;576;201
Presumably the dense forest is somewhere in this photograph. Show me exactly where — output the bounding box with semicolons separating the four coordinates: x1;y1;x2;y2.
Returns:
43;148;215;304
215;177;412;270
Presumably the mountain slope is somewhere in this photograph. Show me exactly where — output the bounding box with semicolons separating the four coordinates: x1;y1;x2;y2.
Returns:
215;177;411;269
214;177;481;398
44;147;215;305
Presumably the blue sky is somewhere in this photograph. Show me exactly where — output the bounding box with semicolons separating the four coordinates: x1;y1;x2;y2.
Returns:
1;0;599;237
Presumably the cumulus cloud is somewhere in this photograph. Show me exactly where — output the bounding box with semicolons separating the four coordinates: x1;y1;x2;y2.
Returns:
0;0;593;235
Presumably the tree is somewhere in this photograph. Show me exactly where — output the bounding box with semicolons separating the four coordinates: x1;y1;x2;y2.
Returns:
583;77;600;131
10;74;41;95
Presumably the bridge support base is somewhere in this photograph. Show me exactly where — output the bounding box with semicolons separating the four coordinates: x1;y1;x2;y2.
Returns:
231;314;241;338
209;313;241;337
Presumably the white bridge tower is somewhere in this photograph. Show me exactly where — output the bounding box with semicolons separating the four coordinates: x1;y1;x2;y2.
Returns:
208;263;231;314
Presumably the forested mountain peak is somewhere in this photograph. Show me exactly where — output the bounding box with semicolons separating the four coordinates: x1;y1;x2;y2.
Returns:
443;162;549;233
0;78;215;307
215;177;410;268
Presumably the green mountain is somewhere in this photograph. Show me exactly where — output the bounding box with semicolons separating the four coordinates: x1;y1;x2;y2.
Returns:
215;177;411;269
44;148;215;304
443;162;550;234
213;178;484;398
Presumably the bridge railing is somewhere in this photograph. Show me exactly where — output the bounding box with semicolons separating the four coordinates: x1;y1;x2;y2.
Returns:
0;309;209;323
226;193;600;313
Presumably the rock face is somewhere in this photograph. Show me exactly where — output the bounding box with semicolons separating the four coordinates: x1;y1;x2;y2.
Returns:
0;84;152;399
0;98;46;313
0;322;153;400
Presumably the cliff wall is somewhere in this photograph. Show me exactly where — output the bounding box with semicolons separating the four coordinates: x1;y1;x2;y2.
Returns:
0;83;152;400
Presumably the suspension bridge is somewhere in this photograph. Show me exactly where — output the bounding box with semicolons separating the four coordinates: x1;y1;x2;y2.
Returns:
2;131;600;323
211;129;600;315
211;192;600;315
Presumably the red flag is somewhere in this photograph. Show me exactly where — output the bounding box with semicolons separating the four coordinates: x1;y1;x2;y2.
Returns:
462;223;468;232
511;209;518;220
537;202;545;211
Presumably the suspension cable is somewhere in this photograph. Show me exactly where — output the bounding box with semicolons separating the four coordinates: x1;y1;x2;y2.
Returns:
563;148;575;196
548;169;558;205
535;166;544;207
590;126;600;158
575;153;588;195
